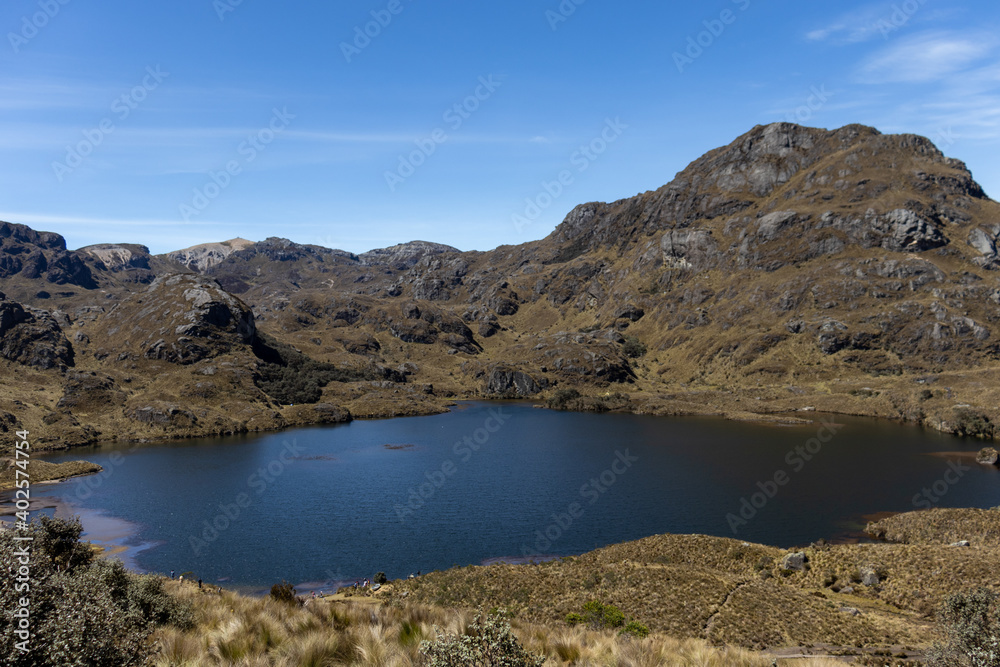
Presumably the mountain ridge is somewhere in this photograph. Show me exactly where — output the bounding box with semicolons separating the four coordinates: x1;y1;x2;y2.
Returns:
3;121;1000;453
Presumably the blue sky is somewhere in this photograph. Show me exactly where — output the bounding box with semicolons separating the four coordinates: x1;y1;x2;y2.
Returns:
1;0;998;254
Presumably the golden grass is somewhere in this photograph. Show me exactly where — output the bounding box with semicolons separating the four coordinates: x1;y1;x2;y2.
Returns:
150;580;794;666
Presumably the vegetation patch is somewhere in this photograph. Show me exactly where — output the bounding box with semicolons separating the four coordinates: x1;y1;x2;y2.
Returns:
252;334;383;404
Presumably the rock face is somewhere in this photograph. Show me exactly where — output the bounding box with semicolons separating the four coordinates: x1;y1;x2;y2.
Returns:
79;244;159;284
0;221;96;288
0;296;74;369
96;274;256;364
485;367;542;397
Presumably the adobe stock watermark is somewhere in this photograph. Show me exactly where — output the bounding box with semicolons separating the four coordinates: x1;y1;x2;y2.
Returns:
521;449;639;559
673;0;752;74
341;0;413;63
726;418;843;534
188;439;304;555
179;107;295;222
8;0;71;54
393;407;512;522
213;0;245;22
546;0;586;31
931;127;957;150
52;66;169;183
912;460;972;509
71;444;142;501
512;117;627;233
385;75;501;192
784;84;833;125
875;0;929;39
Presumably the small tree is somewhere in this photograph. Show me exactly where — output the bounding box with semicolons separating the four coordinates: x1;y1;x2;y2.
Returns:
928;587;1000;666
419;608;545;667
374;571;387;585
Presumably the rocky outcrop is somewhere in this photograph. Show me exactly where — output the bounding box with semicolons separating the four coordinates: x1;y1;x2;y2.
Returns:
95;274;256;364
0;297;74;370
166;238;255;273
661;230;720;270
977;447;999;466
485;367;543;398
57;372;126;410
0;221;96;288
79;243;159;284
360;241;459;270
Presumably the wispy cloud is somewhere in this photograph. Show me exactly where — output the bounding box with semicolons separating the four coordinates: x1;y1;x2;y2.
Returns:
805;4;899;44
856;31;997;83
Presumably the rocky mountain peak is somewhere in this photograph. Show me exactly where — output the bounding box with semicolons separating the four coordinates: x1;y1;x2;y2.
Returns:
166;238;255;272
360;241;460;270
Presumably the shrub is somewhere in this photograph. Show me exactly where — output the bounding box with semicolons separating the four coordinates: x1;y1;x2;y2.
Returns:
419;608;546;667
0;517;191;667
621;620;650;639
622;335;647;359
565;612;585;625
927;587;1000;666
579;601;626;630
547;388;581;410
270;580;298;605
953;408;996;440
374;571;387;585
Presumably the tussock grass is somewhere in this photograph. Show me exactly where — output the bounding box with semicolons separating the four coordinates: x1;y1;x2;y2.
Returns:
150;580;786;666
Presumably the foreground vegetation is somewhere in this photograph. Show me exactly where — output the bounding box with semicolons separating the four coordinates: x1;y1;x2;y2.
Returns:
4;508;1000;665
152;582;812;666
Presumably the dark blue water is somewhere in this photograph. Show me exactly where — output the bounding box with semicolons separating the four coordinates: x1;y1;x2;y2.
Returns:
7;402;999;591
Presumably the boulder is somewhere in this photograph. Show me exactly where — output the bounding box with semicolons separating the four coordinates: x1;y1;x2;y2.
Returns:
781;552;806;571
976;447;999;466
860;565;880;586
949;540;971;548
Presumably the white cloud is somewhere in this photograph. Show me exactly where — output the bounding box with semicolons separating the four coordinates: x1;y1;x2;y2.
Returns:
857;31;997;83
805;5;898;44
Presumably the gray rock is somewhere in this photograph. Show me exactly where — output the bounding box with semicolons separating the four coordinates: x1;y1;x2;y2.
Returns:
949;540;971;547
839;607;861;616
876;209;946;252
485;367;542;398
860;565;880;586
781;552;807;571
661;229;720;270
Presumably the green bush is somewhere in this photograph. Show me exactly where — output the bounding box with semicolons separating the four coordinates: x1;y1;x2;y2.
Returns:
419;608;545;667
927;587;1000;666
621;335;647;359
565;612;585;625
374;571;387;585
579;600;626;630
0;517;191;667
621;620;650;639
